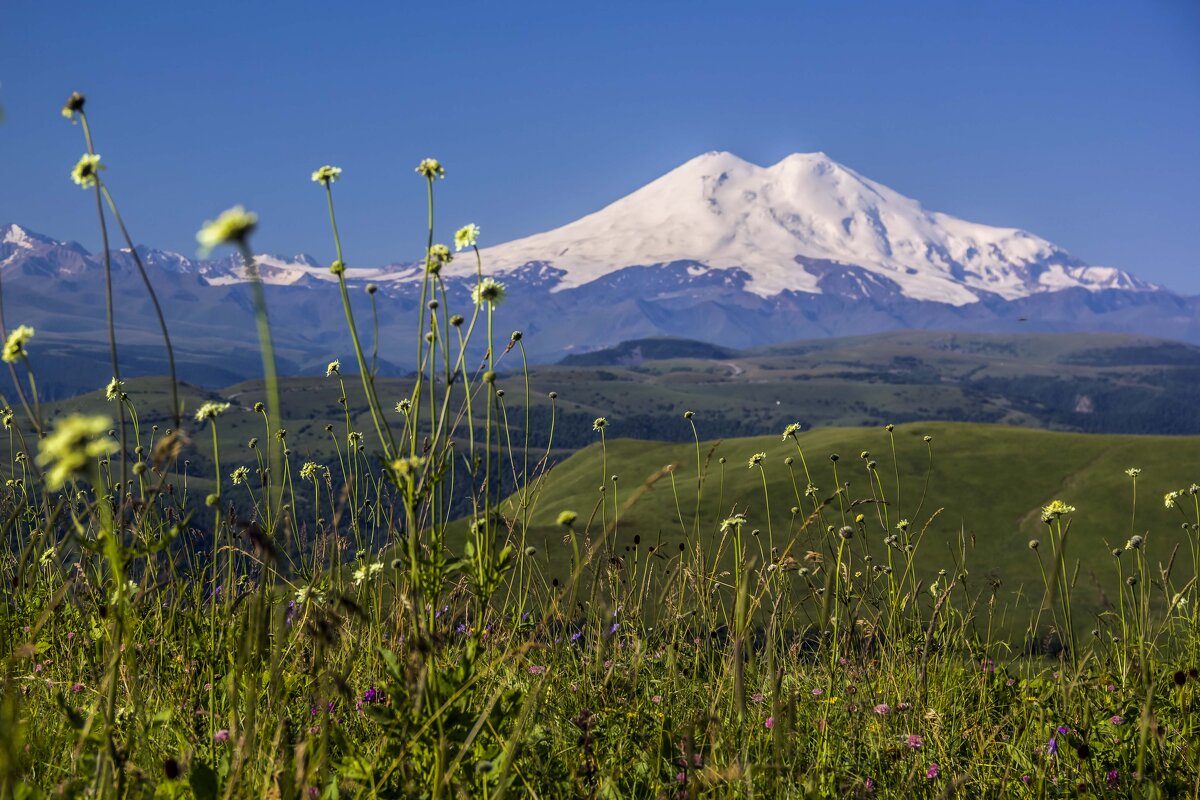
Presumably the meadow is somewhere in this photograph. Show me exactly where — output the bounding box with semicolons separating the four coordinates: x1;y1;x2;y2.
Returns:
1;94;1199;799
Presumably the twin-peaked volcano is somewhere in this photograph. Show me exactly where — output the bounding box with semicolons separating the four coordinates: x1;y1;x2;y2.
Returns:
467;151;1149;304
1;152;1194;396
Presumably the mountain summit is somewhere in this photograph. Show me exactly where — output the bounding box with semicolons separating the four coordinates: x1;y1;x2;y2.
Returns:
1;152;1195;395
471;151;1149;305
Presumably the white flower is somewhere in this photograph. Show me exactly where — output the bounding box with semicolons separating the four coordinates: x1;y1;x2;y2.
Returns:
454;224;480;251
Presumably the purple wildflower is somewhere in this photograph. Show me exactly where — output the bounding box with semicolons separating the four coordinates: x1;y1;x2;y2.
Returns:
1105;770;1119;789
906;734;923;749
863;778;875;794
765;716;774;729
1109;715;1124;726
213;729;230;743
874;703;890;716
926;763;939;779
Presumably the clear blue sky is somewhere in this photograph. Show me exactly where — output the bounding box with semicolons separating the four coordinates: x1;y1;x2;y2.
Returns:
2;1;1198;291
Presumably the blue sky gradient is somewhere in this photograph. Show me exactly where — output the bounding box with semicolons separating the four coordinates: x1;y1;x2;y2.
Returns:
2;1;1198;290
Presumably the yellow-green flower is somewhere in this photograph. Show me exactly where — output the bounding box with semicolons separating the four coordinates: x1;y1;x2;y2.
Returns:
427;244;452;273
299;462;321;481
1124;467;1141;478
747;452;766;469
395;399;412;414
326;360;340;377
720;513;748;533
311;165;342;186
782;422;801;440
194;401;231;423
472;278;506;308
455;224;480;251
556;510;578;528
1;407;13;430
196;206;258;256
105;377;125;401
1165;490;1185;509
592;417;607;432
415;158;445;179
2;325;34;363
1040;500;1075;523
61;92;86;121
230;466;250;485
390;455;426;482
71;154;104;189
36;414;117;490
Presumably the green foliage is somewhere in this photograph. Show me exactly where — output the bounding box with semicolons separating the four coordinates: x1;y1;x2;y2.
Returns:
2;95;1199;799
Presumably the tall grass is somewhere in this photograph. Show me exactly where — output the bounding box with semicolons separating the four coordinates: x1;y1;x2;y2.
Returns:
1;93;1199;799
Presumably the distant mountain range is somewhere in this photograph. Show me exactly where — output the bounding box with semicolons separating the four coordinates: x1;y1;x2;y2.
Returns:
4;151;1198;398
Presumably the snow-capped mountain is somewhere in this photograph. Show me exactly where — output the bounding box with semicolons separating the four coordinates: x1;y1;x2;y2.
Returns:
1;151;1195;396
465;151;1151;305
2;152;1153;304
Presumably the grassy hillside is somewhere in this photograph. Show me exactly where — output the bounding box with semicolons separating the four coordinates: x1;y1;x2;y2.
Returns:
504;421;1200;632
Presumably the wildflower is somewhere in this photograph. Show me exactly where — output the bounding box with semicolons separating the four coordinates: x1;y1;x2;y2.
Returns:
720;513;747;534
300;462;321;481
1165;490;1185;509
528;665;547;675
1106;770;1119;789
395;398;412;414
765;716;774;729
194;401;230;423
455;224;480;251
471;278;506;308
230;466;250;485
71;682;84;693
906;734;923;748
1125;535;1144;551
427;244;452;272
326;360;340;377
782;422;801;440
863;778;875;795
556;510;578;527
347;431;364;448
415;158;445;179
70;154;104;188
1125;467;1141;477
213;729;230;743
196;206;258;256
104;377;125;401
390;455;426;480
1040;500;1075;523
925;763;939;779
311;165;342;185
1;408;12;429
811;688;824;697
874;703;890;716
36;415;117;490
592;417;607;432
747;452;766;468
61;92;86;120
2;325;34;363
